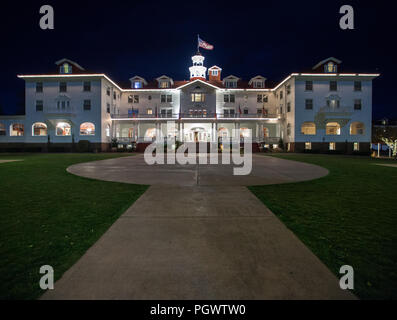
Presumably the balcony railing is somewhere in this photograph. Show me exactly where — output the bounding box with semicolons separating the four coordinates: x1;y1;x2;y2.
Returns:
111;112;280;119
45;106;75;114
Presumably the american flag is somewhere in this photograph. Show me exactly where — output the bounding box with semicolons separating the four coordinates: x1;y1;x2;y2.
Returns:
198;37;214;50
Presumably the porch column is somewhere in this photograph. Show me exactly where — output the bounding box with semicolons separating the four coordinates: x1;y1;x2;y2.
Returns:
137;122;140;142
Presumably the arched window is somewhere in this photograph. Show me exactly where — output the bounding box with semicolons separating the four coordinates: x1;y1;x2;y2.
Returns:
56;122;71;136
144;128;156;140
0;123;6;136
80;122;95;136
326;122;341;135
10;123;24;136
32;122;47;136
218;127;229;139
301;122;316;135
240;127;251;138
350;122;365;135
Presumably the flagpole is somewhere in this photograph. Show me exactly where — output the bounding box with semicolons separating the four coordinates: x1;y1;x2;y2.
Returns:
197;34;199;53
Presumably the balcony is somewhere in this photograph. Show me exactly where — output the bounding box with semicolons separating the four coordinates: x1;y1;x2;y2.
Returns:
111;112;280;120
45;106;75;114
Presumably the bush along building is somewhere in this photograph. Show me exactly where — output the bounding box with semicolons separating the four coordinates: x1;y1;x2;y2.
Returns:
0;55;379;153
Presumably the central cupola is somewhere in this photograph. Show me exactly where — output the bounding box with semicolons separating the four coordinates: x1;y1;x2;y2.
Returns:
189;52;207;81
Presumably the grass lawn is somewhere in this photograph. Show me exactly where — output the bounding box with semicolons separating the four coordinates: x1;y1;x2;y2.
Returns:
249;154;397;300
0;153;148;300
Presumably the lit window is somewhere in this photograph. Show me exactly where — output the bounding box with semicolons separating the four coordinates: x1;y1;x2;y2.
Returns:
350;122;365;135
144;128;156;140
56;122;71;136
191;93;205;102
80;122;95;136
106;125;110;137
60;63;72;74
329;142;336;150
160;81;170;88
10;124;24;136
240;128;251;138
147;108;153;115
327;98;340;108
134;81;142;89
325;62;337;73
326;122;341;135
305;142;312;150
354;142;359;151
32;122;47;136
301;122;316;135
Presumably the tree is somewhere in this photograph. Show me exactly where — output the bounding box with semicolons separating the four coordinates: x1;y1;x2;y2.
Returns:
373;124;397;158
373;125;397;144
381;138;397;157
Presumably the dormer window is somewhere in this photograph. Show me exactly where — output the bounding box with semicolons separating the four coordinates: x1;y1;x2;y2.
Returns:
60;63;72;74
253;81;264;88
211;70;218;76
325;62;337;73
225;81;237;88
133;81;142;89
159;81;170;88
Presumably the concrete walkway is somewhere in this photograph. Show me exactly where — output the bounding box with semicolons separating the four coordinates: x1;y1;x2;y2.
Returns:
0;160;23;164
42;155;354;299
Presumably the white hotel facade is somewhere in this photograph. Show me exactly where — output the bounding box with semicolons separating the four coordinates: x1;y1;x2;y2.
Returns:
0;54;379;153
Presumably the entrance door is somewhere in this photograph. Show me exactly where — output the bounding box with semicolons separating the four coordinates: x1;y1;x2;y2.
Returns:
194;131;199;142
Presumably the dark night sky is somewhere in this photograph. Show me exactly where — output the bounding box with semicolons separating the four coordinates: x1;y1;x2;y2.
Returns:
1;0;395;119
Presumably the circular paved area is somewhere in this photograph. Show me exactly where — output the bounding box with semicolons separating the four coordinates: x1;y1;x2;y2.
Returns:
67;154;328;186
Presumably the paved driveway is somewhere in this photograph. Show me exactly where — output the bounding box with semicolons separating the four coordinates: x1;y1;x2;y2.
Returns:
42;154;355;299
67;154;328;186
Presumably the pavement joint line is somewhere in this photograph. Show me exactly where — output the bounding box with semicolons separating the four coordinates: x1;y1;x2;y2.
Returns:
120;216;271;219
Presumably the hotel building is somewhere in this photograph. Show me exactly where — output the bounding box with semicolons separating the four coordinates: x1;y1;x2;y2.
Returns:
0;54;379;153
